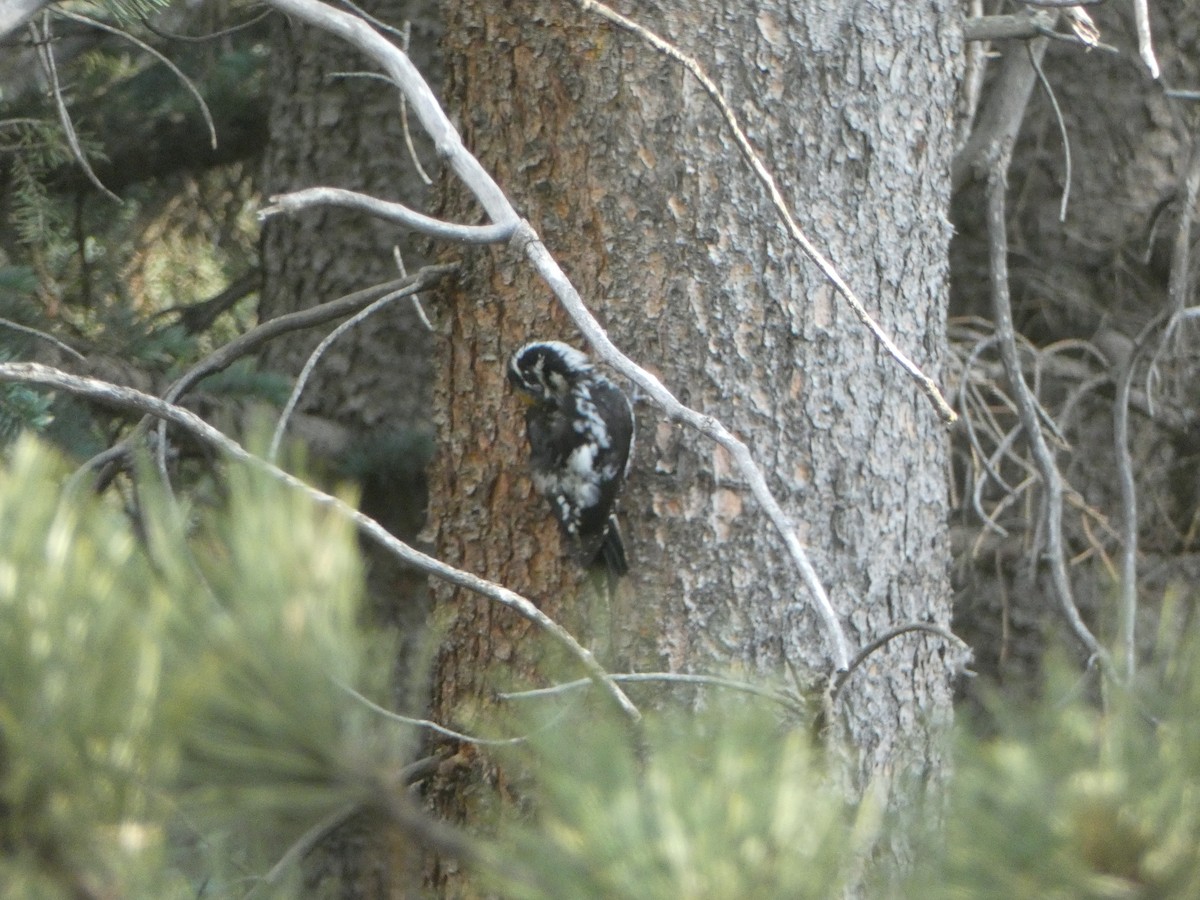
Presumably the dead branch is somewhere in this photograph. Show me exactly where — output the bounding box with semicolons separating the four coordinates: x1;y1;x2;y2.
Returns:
1132;0;1159;79
831;623;973;704
953;34;1050;193
141;266;457;483
260;187;512;243
964;12;1055;43
29;14;120;203
268;285;414;461
1114;126;1200;678
74;268;449;487
498;672;802;713
54;7;217;151
985;143;1111;671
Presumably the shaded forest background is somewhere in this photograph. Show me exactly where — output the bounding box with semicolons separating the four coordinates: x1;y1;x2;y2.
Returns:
3;0;1200;896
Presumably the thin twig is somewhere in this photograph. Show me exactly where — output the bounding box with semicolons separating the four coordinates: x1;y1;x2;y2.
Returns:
393;245;434;330
30;14;120;203
0;316;85;361
1112;320;1158;683
338;681;531;746
1027;42;1072;222
269;286;420;461
831;622;971;703
248;802;360;895
336;0;407;40
140;7;273;43
1114;127;1200;678
54;7;217;150
574;0;957;425
0;361;643;724
398;20;433;186
1132;0;1160;79
151;266;457;482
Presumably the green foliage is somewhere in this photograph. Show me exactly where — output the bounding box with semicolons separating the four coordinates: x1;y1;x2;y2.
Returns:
0;438;402;896
0;268;55;443
0;440;183;897
478;699;870;900
0;378;54;442
2;122;75;250
7;437;1200;898
908;620;1200;899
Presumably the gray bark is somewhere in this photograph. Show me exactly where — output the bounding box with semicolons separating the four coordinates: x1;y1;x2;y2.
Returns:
260;0;440;436
597;2;959;788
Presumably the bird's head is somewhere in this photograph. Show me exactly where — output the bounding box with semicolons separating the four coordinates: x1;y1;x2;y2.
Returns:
508;340;593;405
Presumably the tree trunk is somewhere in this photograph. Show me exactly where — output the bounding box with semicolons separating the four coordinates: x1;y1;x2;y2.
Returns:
425;0;960;876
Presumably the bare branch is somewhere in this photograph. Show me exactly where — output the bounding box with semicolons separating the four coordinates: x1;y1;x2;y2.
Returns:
984;144;1111;670
269;286;412;461
963;11;1113;48
251;803;361;894
1113;128;1200;679
574;0;957;425
954;34;1049;193
964;11;1055;42
30;14;121;203
150;265;458;480
54;7;217;151
0;316;84;361
261;187;512;243
1027;43;1072;221
1113;325;1150;684
338;681;532;747
1132;0;1159;79
265;0;515;220
139;7;273;43
397;21;433;186
0;361;643;724
260;0;852;673
166;267;456;408
832;622;972;703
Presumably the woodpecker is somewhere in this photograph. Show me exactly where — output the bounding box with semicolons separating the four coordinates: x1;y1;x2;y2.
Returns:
508;340;634;577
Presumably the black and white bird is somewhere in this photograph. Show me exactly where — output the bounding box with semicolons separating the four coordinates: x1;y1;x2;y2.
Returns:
508;340;634;577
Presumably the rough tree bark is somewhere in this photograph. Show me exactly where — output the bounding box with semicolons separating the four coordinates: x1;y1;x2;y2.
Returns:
425;0;961;882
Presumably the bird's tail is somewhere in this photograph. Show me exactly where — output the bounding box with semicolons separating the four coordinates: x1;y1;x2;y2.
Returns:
595;514;629;579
